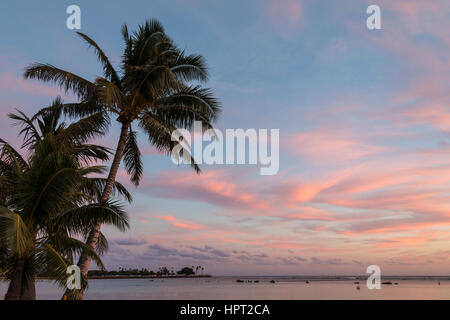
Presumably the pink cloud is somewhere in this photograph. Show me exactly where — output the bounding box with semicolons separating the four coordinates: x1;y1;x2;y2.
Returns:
283;207;343;222
287;128;387;163
155;215;206;230
143;169;272;211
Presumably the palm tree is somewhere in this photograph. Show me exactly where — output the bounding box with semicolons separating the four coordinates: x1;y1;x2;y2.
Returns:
6;98;131;206
9;97;111;166
0;107;131;300
24;19;221;298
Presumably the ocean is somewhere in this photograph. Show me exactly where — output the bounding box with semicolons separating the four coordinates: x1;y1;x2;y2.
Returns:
1;277;449;300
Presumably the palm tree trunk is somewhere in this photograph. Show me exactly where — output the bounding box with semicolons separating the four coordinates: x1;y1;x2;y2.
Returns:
62;123;129;300
20;275;36;300
4;259;25;300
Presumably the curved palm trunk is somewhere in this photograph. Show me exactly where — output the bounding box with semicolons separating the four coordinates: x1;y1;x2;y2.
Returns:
62;123;129;300
4;259;25;300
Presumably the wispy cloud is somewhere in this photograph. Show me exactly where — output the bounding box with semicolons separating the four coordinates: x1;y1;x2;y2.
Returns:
155;215;206;230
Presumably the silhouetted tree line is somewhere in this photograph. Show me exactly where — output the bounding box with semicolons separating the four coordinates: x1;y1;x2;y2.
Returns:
87;266;206;277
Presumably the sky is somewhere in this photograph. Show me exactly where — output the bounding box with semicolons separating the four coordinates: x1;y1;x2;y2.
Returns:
1;0;449;276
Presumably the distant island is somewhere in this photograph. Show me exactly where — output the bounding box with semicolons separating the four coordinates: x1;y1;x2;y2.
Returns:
87;266;212;279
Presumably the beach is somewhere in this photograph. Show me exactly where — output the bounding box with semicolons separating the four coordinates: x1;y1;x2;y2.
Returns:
1;277;449;300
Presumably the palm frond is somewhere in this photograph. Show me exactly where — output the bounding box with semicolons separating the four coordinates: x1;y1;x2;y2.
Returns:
123;129;143;186
0;138;29;171
95;231;109;255
95;77;126;111
139;111;200;173
45;236;105;271
23;63;95;99
80;177;132;203
76;32;121;87
155;85;221;128
0;207;33;257
55;201;129;234
34;243;74;290
15;144;82;222
8;110;42;149
72;144;111;166
61;99;107;119
59;111;110;145
170;51;209;82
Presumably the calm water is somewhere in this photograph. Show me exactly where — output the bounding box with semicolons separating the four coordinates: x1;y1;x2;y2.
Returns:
1;277;449;300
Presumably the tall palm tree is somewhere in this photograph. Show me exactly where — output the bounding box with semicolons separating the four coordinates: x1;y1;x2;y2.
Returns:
0;106;131;300
24;19;221;298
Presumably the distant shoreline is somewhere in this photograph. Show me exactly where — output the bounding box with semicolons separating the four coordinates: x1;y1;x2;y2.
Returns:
85;275;450;281
86;275;212;280
3;275;449;281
